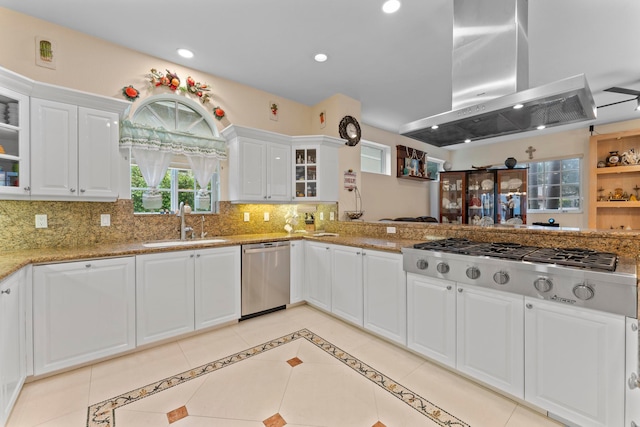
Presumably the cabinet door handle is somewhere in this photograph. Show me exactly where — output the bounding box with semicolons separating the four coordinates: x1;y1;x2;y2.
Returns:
190;254;195;258
446;285;452;290
356;252;361;255
70;188;76;193
85;264;91;268
458;288;463;293
196;254;201;258
526;303;533;309
632;322;638;332
1;288;10;295
24;186;30;191
629;372;639;390
80;188;86;193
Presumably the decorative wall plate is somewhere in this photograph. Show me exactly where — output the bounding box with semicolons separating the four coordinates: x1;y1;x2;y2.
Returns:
339;115;361;146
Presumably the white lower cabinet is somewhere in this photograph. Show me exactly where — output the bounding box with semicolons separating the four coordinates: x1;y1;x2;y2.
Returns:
524;297;625;427
407;273;456;368
0;268;27;427
194;247;241;330
304;241;332;311
363;250;407;345
331;245;363;327
136;247;241;346
456;285;524;398
33;258;135;375
290;241;304;304
136;251;195;346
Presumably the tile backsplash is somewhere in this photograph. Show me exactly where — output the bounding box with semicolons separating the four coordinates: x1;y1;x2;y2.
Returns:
1;200;338;251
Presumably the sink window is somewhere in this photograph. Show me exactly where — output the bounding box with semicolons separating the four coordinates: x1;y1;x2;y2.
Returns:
527;157;582;213
121;94;226;214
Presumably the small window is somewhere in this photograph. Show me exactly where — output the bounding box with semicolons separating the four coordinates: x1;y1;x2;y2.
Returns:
527;157;582;212
361;140;390;175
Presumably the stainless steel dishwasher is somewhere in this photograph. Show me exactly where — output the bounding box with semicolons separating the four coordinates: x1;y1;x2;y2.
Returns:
241;241;290;319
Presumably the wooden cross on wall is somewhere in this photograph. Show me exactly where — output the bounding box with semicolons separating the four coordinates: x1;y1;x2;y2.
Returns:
526;146;536;159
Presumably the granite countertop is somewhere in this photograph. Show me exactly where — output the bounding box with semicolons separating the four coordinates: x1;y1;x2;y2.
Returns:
0;232;424;282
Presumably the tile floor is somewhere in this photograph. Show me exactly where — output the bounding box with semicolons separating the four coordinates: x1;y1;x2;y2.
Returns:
7;305;562;427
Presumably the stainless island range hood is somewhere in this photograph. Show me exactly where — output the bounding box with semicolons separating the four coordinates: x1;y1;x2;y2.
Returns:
400;0;596;147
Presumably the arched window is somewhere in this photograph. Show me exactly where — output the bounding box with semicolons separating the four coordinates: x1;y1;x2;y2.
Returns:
120;94;226;214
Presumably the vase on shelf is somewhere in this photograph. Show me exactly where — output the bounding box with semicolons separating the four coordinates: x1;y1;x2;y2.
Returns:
606;151;620;167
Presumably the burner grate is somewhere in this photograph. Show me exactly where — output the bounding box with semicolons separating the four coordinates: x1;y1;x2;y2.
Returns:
523;247;617;271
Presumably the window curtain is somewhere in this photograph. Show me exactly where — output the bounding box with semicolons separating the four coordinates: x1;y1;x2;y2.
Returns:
120;120;227;207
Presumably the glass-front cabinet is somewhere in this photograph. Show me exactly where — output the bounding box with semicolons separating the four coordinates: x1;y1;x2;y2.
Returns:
294;147;317;198
440;169;527;225
439;171;466;224
467;170;496;226
0;86;29;198
497;169;527;225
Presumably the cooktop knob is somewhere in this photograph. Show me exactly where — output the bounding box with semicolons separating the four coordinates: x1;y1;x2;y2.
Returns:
416;259;428;270
534;277;553;293
493;271;510;285
466;266;481;280
573;283;595;300
436;262;450;274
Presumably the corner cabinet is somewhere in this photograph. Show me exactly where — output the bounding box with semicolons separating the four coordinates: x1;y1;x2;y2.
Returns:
223;125;292;202
222;125;343;203
292;136;342;202
588;129;640;229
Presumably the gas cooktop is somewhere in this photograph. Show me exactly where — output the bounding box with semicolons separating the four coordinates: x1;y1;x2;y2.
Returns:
412;238;618;272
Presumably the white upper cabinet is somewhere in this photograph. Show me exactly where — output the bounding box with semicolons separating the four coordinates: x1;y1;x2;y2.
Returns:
0;78;30;199
0;66;129;201
222;125;343;203
292;136;342;202
223;125;292;202
30;100;121;200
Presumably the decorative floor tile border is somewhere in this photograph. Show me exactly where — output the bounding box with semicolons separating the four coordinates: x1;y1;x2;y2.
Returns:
86;329;470;427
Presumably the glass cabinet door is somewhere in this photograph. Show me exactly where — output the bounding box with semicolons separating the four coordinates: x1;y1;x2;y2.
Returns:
439;171;466;224
467;171;496;225
497;169;527;224
0;86;29;197
294;148;317;198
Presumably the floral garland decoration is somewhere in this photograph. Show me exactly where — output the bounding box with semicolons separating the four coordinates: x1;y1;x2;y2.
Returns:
146;69;211;104
270;103;278;116
122;85;140;101
213;106;225;120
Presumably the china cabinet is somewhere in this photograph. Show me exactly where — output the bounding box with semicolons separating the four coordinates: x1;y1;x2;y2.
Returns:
439;171;466;224
33;257;136;375
440;169;527;225
588;128;640;229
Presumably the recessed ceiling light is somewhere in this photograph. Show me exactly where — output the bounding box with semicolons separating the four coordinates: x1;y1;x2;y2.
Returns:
513;103;524;109
431;125;439;130
537;125;546;130
314;53;328;62
177;48;194;58
382;0;401;14
464;138;471;143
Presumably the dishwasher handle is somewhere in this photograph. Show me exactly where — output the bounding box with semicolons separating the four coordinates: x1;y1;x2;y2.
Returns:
243;243;290;255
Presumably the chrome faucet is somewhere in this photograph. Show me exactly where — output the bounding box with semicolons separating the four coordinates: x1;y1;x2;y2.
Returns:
177;201;193;240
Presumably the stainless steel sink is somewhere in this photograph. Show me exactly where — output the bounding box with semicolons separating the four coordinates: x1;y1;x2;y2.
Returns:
312;232;339;237
142;239;227;248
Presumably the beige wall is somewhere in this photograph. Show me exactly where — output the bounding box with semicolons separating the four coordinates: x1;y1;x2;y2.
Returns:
359;124;450;220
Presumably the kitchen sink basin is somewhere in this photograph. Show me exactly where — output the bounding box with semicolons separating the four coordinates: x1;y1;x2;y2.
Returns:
313;232;339;237
142;239;227;248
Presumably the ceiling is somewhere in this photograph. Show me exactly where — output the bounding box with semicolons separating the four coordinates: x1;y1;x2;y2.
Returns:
1;0;640;148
